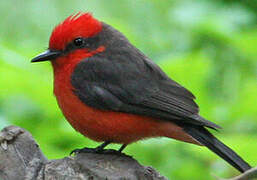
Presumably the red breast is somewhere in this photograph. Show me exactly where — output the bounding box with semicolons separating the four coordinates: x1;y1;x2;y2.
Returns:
51;50;196;144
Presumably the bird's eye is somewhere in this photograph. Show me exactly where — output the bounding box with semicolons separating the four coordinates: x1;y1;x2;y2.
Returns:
73;38;84;47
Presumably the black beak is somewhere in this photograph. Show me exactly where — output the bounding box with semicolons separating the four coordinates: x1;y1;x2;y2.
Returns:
31;49;62;63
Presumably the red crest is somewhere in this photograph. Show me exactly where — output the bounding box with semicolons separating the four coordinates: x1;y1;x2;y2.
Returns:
49;13;102;50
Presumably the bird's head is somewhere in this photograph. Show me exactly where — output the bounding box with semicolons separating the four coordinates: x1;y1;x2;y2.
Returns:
31;13;105;67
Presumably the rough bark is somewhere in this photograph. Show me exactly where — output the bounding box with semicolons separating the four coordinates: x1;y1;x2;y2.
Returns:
0;126;256;180
0;126;167;180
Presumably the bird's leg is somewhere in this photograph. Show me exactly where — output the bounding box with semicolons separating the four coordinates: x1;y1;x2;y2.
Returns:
95;143;127;154
118;144;127;152
70;141;111;155
95;141;111;151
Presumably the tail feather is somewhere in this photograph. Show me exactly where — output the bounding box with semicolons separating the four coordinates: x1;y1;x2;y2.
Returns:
183;125;251;173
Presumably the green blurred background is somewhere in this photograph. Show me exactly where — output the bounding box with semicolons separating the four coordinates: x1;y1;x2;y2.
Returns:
0;0;256;179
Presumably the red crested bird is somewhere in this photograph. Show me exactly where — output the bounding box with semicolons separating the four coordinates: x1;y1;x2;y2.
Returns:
31;13;251;173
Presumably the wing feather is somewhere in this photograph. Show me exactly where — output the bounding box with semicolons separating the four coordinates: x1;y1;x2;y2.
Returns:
71;53;220;129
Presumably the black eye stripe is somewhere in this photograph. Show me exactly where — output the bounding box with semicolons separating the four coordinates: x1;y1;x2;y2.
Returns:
64;36;100;53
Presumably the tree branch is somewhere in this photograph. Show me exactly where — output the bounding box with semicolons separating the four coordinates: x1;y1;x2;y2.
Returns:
0;126;256;180
0;126;167;180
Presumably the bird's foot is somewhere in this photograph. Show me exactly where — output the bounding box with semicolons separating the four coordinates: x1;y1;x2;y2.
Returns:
70;142;127;155
70;147;121;155
70;147;100;155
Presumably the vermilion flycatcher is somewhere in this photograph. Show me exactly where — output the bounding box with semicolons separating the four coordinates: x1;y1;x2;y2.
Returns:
31;13;251;173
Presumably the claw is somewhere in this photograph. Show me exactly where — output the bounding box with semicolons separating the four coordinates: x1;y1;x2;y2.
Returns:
70;147;103;155
70;147;122;155
70;142;127;155
70;141;112;155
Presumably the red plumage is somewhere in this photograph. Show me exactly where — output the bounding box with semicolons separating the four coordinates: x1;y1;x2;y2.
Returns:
31;12;251;173
49;13;102;50
49;13;198;145
52;43;196;145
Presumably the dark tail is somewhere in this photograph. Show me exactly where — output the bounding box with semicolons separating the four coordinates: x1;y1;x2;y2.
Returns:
183;125;251;173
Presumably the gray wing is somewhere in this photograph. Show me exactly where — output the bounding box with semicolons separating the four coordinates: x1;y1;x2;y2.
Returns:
71;54;220;129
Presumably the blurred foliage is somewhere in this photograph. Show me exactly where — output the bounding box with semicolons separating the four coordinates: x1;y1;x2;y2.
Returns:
0;0;256;179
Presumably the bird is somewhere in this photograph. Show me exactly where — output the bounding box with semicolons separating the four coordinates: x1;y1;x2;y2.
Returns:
31;13;251;173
